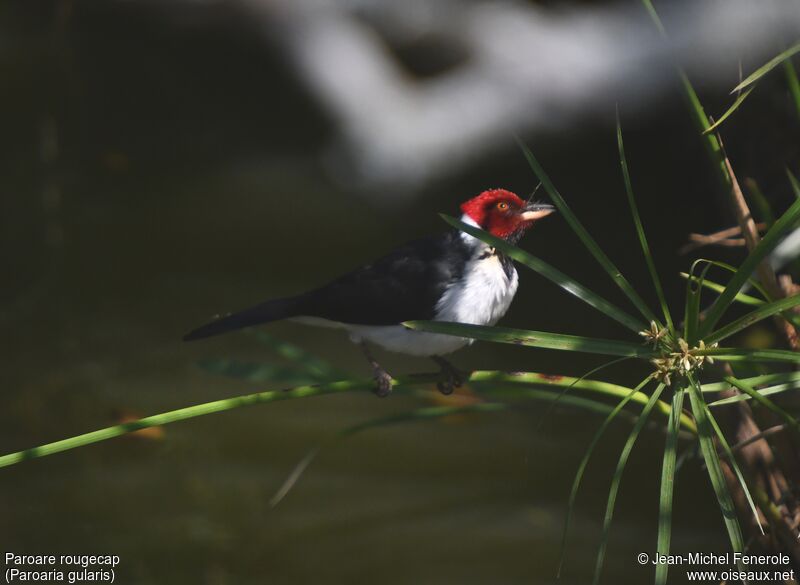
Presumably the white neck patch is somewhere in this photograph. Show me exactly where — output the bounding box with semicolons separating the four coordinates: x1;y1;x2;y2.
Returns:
458;213;486;248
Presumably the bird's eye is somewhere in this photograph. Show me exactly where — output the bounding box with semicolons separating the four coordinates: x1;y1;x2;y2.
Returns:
497;202;509;211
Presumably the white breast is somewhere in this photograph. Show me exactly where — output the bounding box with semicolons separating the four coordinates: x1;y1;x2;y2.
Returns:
434;253;519;326
347;249;518;357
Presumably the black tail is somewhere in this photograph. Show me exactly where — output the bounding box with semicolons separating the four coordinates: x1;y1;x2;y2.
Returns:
183;296;300;341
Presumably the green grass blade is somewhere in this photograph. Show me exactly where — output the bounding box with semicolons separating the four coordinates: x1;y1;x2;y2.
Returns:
441;215;645;333
533;356;632;430
262;375;667;585
744;178;776;225
640;0;666;35
475;387;620;417
678;71;731;188
703;87;755;135
270;447;322;507
683;288;694;343
0;370;695;471
698;196;800;337
732;43;800;93
701;347;800;364
687;377;745;554
516;139;660;325
685;260;712;344
467;372;694;432
404;321;654;358
679;273;764;307
593;383;666;585
640;0;733;191
271;402;508;506
682;261;800;327
0;377;390;470
710;382;799;406
723;377;800;430
655;385;685;585
704;398;764;535
557;376;653;578
789;170;800;198
684;259;772;301
786;59;800;119
702;371;800;393
706;293;800;345
617;114;674;332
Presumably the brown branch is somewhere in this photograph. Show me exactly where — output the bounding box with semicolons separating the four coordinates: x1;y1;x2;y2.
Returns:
731;424;790;454
717;137;799;349
680;223;766;254
710;140;800;568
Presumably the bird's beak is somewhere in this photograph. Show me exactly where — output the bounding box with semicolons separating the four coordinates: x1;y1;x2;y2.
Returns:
519;202;556;222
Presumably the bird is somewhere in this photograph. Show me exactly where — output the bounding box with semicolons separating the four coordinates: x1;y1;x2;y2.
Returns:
183;189;555;396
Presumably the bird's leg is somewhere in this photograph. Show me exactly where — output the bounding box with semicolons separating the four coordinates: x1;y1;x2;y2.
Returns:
358;341;393;398
431;356;464;395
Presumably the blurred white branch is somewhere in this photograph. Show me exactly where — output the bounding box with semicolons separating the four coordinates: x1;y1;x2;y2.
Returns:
154;0;800;193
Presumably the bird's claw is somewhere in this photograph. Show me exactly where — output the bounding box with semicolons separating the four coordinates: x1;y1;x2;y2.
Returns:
434;358;464;396
436;380;455;395
372;368;394;398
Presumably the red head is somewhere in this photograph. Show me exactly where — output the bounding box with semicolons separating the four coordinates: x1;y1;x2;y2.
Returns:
460;189;555;239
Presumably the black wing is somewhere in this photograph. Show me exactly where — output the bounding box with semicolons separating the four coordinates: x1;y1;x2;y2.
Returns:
294;230;471;325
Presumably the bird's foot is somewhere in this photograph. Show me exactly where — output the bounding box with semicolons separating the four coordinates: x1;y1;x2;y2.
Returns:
432;357;464;396
357;340;394;397
372;366;394;398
